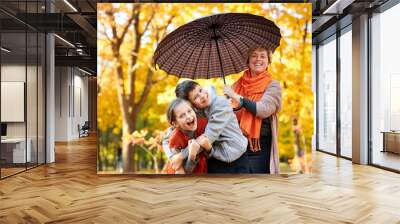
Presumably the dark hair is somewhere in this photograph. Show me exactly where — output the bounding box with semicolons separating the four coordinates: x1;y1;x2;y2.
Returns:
175;80;199;100
166;98;189;125
246;46;272;65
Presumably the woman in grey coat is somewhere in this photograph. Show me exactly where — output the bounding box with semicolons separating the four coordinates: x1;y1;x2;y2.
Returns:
224;46;282;174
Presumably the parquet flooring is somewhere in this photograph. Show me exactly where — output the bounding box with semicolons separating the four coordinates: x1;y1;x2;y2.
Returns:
1;167;25;178
1;135;400;223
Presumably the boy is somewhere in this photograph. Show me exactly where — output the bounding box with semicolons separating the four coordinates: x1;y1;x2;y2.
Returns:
163;81;249;173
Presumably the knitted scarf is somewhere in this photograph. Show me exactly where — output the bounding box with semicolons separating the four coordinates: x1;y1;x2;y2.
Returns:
233;69;272;152
167;117;208;174
169;117;207;150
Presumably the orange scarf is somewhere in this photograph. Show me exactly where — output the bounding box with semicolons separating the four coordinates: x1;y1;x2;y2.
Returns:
233;69;272;152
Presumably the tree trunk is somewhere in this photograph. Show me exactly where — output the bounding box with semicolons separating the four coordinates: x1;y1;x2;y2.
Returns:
103;6;174;173
153;156;159;174
292;117;303;157
122;116;136;172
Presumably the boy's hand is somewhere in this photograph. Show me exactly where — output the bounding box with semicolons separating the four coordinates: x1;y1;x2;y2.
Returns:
188;139;201;161
171;152;184;170
197;135;211;151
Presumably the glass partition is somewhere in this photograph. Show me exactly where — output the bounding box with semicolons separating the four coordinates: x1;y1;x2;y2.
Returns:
371;3;400;171
317;35;337;154
38;32;45;165
0;0;46;179
27;31;38;169
339;28;352;158
1;30;28;177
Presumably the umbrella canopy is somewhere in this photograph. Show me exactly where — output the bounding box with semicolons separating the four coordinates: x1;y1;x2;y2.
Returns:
153;13;281;83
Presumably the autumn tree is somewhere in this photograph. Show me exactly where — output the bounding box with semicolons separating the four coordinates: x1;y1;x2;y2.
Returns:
98;3;176;172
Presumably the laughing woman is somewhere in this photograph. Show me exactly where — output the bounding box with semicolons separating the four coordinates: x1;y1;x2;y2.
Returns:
224;46;282;174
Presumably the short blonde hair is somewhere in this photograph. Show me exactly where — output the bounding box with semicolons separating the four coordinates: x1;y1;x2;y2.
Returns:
246;46;273;65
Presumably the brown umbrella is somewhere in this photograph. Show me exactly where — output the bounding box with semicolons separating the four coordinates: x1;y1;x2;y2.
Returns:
153;13;281;84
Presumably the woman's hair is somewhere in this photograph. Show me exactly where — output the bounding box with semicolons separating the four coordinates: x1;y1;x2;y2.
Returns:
246;46;273;65
166;98;190;125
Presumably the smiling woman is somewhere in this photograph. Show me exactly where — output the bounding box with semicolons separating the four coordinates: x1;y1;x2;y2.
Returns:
224;46;282;174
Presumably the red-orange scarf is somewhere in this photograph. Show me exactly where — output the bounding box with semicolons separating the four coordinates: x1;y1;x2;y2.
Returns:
166;117;208;174
233;69;272;152
169;117;207;150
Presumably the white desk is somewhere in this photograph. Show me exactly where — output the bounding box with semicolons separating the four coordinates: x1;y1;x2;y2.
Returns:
1;138;31;163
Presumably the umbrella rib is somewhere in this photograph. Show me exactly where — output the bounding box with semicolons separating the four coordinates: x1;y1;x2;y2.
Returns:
229;24;281;49
221;32;241;72
207;40;212;80
231;20;278;30
222;31;249;59
218;31;244;73
228;19;281;36
230;17;279;30
157;21;209;58
170;41;195;79
156;34;193;65
234;23;281;40
156;26;208;64
192;40;207;79
224;28;267;51
160;40;188;77
222;28;252;56
235;24;279;37
177;36;201;79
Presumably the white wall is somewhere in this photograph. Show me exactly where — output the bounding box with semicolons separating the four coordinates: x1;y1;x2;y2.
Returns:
1;65;32;138
55;67;89;141
55;67;69;141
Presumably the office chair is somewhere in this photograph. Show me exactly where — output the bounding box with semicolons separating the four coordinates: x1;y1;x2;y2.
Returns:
79;121;90;138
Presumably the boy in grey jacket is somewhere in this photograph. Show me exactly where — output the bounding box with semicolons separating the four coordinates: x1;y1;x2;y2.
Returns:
163;81;249;174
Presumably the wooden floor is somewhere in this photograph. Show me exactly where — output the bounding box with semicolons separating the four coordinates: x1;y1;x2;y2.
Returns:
1;167;26;178
1;136;400;223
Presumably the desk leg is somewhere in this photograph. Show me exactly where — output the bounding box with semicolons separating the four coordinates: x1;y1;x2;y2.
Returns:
382;133;386;153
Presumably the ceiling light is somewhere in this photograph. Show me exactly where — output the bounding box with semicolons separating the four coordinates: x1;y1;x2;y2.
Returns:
1;47;11;53
323;0;341;14
78;67;93;76
54;34;75;48
63;0;78;12
322;0;355;15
